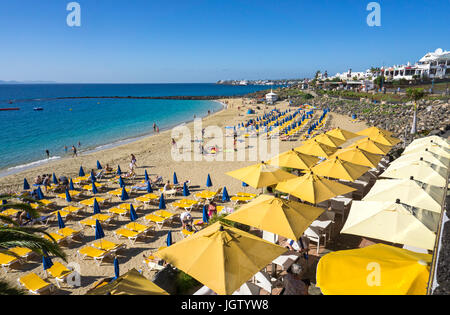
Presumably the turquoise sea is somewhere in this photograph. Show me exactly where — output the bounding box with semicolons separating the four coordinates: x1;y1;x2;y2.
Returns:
0;83;278;175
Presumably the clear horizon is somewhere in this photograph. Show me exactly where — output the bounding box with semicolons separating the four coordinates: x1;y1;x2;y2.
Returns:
1;0;449;83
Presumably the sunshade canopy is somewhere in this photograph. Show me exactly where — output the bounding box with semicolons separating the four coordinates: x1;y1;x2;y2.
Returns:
341;200;437;250
266;149;319;170
226;194;324;240
311;157;370;181
225;162;297;189
330;146;382;168
294;140;337;158
316;244;432;295
154;222;287;295
275;172;356;204
380;160;448;187
325;128;359;141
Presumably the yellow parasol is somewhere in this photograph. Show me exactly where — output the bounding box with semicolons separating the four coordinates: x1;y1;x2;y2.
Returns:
316;244;432;295
348;138;392;155
311;156;371;181
295;139;337;158
330;146;382;168
325;127;360;142
266;149;319;170
226;194;324;240
154;222;287;295
356;126;393;138
275;172;356;205
309;133;346;148
225;162;297;189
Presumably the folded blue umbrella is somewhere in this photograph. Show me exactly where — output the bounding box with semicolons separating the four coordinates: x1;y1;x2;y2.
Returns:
1;199;6;211
183;182;190;197
144;170;149;182
42;252;53;271
206;174;212;187
23;178;30;190
113;258;120;280
36;186;44;200
130;204;138;222
52;173;58;185
166;231;172;247
95;219;105;240
90;170;96;183
57;211;65;229
69;178;75;190
146;181;153;193
65;189;72;202
121;186;129;201
173;172;178;185
79;166;85;177
93;198;101;214
117;165;122;175
92;182;98;194
222;186;230;202
202;205;209;224
97;160;103;170
118;176;125;188
159;194;166;209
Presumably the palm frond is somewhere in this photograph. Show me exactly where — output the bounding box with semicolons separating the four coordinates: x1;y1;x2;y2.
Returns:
1;203;40;218
0;280;26;295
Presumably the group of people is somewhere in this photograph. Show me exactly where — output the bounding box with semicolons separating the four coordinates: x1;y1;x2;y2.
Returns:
33;173;69;193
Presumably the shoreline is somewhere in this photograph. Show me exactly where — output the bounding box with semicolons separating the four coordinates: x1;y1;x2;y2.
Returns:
0;100;226;178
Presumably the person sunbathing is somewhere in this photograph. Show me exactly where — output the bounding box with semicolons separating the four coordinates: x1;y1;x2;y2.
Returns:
163;181;172;192
34;175;43;185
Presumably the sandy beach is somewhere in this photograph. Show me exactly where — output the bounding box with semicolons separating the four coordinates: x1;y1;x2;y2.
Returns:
0;97;368;295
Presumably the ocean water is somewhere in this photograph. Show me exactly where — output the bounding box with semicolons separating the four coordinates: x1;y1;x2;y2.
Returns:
0;83;277;175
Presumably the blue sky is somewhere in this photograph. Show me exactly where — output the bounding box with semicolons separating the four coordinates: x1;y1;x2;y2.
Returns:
0;0;448;83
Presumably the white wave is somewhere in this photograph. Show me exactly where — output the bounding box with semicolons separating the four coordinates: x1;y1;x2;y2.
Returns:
6;156;61;171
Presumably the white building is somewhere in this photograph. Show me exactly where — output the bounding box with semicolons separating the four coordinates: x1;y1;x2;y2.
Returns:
383;48;450;80
265;90;278;104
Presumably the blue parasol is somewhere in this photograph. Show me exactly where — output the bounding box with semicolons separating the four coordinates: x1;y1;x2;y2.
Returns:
97;160;103;170
144;170;149;182
92;182;98;194
206;174;212;187
57;211;65;229
113;258;120;280
95;219;105;240
79;166;85;177
159;194;166;209
173;172;178;185
90;170;96;183
93;198;101;214
183;182;190;197
202;205;209;223
36;186;44;200
52;173;58;185
222;186;230;202
117;165;122;175
121;186;129;201
146;181;153;193
119;177;125;188
69;178;75;190
130;204;138;222
23;178;30;190
42;251;53;271
166;231;172;246
65;189;72;202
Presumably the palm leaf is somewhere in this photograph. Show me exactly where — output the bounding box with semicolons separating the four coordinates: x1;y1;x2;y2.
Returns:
0;280;26;295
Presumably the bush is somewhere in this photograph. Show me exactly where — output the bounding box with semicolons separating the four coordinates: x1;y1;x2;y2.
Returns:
175;271;201;295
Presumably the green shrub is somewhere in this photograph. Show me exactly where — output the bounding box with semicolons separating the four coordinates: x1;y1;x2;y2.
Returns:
175;271;201;295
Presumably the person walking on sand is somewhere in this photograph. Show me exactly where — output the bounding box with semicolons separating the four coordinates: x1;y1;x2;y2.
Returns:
171;138;177;149
153;122;156;132
156;126;159;133
131;154;137;168
45;149;50;159
72;145;77;157
78;141;81;148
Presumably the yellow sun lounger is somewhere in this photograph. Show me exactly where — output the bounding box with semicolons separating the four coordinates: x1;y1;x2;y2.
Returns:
144;214;168;230
44;261;75;288
51;210;72;221
230;196;254;204
79;197;106;207
61;205;83;216
77;246;110;266
107;188;131;197
113;228;145;245
171;201;196;211
1;209;20;217
57;190;81;199
125;222;154;235
57;227;83;241
79;214;113;229
92;240;126;254
18;273;55;295
0;253;20;273
107;207;128;219
154;210;177;222
82;183;104;191
44;233;68;245
181;229;195;238
235;192;257;198
117;203;141;211
8;247;35;262
143;254;165;272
